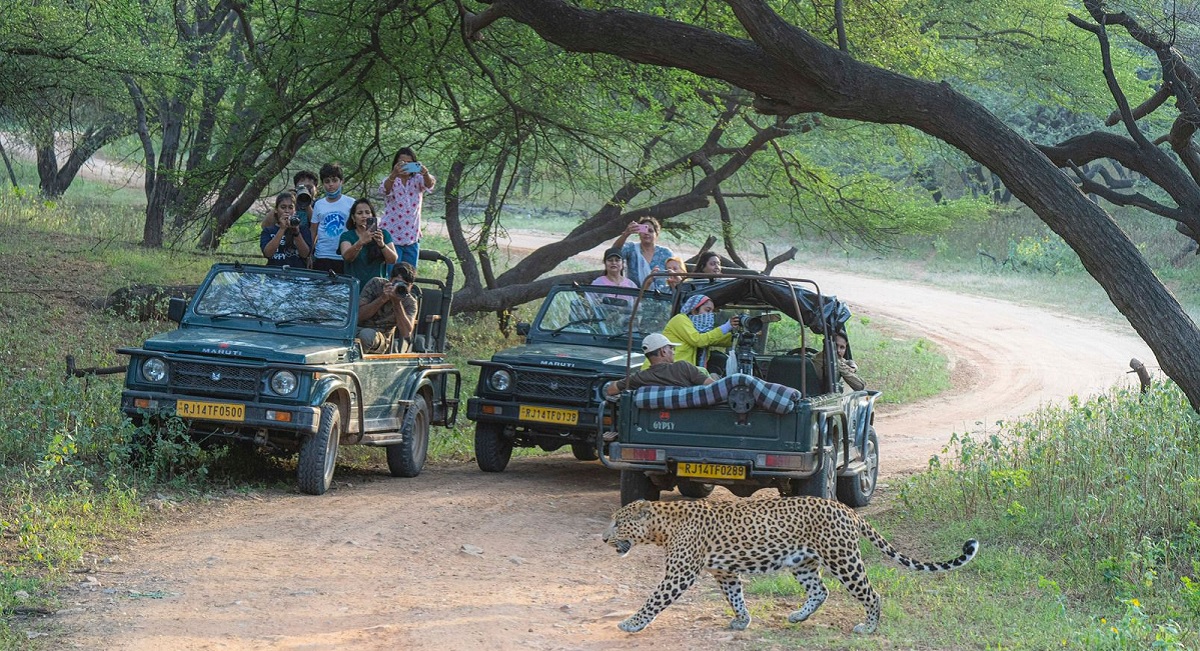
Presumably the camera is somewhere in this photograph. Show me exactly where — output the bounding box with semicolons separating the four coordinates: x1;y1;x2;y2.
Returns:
366;216;378;232
393;281;410;295
288;215;302;228
732;313;780;375
295;185;312;206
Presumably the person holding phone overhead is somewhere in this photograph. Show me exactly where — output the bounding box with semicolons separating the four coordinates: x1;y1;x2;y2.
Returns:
611;216;674;292
380;147;435;270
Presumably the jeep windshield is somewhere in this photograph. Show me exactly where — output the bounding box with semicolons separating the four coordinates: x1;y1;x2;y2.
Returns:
193;268;354;330
532;286;673;345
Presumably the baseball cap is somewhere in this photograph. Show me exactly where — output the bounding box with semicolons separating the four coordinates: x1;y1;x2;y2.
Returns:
603;247;622;261
641;333;680;354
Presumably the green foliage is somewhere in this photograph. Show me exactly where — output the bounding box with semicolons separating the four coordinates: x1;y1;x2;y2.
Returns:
896;381;1200;648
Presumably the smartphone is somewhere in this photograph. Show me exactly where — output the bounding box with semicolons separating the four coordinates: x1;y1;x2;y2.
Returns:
637;224;650;234
402;162;422;174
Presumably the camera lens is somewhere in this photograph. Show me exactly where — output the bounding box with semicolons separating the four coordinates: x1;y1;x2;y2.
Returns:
289;215;301;227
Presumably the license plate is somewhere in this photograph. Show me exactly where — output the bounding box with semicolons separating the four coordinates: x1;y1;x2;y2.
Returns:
176;399;245;422
677;462;747;480
518;405;579;425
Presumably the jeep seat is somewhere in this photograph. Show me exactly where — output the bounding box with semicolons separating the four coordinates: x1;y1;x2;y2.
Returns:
765;355;820;397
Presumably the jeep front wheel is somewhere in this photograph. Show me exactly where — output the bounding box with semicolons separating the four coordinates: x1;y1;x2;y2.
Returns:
387;393;430;478
298;402;341;495
619;470;660;506
474;421;513;472
837;427;879;507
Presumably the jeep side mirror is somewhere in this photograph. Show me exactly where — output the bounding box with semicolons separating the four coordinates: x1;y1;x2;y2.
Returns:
167;297;187;323
516;322;530;336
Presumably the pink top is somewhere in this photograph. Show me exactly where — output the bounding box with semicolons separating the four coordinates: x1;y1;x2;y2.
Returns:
592;276;637;288
378;174;432;246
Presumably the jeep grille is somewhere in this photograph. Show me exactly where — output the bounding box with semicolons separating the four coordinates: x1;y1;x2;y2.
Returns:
173;361;259;397
516;370;591;402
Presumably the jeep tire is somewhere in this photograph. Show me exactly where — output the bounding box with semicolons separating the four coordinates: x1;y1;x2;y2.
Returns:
387;393;430;478
298;402;341;495
570;441;599;461
837;427;879;507
619;470;660;506
676;479;715;499
800;444;836;500
474;421;513;472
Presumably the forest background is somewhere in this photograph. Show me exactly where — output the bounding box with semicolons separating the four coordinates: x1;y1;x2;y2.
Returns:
3;0;1200;649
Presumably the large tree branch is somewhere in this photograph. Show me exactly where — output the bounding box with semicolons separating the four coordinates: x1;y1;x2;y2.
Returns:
469;0;1200;411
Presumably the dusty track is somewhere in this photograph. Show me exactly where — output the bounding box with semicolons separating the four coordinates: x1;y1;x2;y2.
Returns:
51;234;1154;650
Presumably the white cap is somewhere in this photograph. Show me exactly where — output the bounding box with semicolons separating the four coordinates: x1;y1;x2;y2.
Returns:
642;333;680;354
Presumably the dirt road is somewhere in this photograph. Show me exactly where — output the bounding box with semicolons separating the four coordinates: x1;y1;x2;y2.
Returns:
50;244;1153;650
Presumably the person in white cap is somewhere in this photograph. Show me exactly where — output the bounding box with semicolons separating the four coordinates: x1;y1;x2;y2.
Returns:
605;333;715;397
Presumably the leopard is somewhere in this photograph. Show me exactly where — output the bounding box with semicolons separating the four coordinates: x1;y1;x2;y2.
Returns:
602;497;978;635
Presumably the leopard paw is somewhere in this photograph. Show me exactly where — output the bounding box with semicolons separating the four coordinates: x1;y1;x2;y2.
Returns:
618;617;648;633
729;615;751;631
852;622;877;634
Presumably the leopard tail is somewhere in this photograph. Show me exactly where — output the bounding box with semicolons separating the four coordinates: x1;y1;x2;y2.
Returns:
857;515;978;572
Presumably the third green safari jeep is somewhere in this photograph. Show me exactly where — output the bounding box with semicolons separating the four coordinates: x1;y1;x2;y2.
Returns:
601;273;880;507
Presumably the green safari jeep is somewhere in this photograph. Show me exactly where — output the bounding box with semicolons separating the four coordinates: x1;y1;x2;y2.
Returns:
466;283;674;471
119;252;461;495
601;273;880;507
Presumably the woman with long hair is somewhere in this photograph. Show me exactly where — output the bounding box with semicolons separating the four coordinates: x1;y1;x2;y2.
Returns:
339;198;398;287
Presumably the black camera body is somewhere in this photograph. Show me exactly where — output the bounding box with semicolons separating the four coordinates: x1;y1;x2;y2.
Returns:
732;313;780;375
295;184;313;207
288;215;302;228
393;281;409;295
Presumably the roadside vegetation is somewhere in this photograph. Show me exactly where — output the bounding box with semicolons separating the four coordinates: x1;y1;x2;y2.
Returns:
3;165;1200;649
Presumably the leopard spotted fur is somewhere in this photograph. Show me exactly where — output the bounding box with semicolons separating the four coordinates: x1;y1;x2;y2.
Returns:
602;497;978;634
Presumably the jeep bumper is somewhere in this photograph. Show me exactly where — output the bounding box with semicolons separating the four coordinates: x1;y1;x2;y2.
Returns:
122;390;322;440
466;397;609;436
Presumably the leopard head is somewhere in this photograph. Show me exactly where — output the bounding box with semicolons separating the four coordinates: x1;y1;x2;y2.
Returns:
603;500;684;555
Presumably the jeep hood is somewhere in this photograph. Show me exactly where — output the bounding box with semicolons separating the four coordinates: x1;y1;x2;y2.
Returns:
140;327;350;364
489;342;644;372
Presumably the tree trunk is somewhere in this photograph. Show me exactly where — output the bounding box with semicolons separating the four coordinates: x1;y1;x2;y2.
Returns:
35;123;124;198
467;0;1200;411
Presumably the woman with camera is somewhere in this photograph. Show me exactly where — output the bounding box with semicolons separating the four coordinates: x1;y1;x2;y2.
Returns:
260;191;313;267
653;294;740;376
611;217;674;292
340;198;398;288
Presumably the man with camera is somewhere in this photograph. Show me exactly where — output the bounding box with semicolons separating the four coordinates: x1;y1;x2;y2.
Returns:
260;191;313;267
357;262;418;354
293;169;319;223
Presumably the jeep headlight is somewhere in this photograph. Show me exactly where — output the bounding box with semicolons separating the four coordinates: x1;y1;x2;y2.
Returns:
488;369;512;392
142;357;168;384
269;370;298;396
